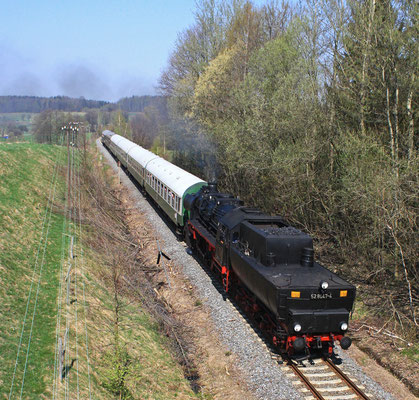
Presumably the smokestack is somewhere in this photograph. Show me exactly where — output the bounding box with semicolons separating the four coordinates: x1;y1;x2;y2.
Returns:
207;182;217;192
301;247;314;267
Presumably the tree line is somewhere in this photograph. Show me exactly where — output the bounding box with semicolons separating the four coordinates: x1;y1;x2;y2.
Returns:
0;95;167;114
157;0;418;330
31;105;168;150
0;96;109;113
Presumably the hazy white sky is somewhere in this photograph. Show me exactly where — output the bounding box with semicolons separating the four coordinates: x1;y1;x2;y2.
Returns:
0;0;198;101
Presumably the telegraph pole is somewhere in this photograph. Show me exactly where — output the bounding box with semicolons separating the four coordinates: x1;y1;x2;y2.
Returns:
62;125;71;213
62;123;80;215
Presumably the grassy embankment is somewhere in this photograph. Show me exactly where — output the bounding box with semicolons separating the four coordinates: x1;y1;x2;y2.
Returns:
0;142;202;399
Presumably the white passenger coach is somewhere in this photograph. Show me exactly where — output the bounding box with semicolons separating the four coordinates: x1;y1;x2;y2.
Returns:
101;130;206;227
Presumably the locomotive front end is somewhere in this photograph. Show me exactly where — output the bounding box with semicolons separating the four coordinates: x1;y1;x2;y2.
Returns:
284;278;356;355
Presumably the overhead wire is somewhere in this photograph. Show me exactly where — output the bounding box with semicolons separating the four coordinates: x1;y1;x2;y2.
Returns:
52;130;71;399
77;145;93;399
11;134;65;399
9;133;64;399
52;167;69;399
72;129;80;400
64;129;74;400
10;127;92;399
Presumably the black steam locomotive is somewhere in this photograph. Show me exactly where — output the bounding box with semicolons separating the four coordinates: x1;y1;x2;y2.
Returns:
102;130;355;358
184;183;355;358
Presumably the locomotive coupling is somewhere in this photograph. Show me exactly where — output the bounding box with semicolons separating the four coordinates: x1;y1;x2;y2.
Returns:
293;337;306;352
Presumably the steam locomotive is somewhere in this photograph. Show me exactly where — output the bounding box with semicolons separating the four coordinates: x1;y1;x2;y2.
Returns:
101;130;355;358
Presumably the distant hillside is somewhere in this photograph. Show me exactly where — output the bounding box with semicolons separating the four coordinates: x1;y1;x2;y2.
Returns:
0;96;110;113
117;95;167;115
0;95;167;114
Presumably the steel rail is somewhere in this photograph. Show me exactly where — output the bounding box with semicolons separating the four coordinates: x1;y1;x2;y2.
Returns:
287;361;326;400
325;358;372;400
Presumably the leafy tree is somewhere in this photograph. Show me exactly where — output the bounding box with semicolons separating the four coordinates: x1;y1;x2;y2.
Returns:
108;110;131;139
159;0;418;328
33;110;72;144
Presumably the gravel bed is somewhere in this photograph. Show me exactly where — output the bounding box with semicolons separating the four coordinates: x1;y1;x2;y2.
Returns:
334;346;396;400
97;139;395;400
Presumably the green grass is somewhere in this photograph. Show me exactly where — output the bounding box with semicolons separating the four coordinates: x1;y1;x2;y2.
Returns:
0;112;36;129
0;143;66;398
401;343;419;363
0;142;205;399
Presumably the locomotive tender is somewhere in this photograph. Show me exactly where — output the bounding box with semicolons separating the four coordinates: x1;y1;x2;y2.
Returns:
101;130;355;358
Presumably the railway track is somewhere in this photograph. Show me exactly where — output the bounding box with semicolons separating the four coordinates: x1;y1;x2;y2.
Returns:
203;268;374;400
284;357;372;400
99;140;388;400
222;294;373;400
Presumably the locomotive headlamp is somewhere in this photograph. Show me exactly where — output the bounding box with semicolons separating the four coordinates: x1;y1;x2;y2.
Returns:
320;281;329;290
294;323;302;332
340;322;348;331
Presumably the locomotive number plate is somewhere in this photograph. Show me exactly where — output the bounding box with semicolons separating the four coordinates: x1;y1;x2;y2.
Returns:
311;293;332;299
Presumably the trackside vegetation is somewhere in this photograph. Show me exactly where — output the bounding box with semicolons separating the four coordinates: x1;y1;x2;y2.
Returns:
0;141;205;399
156;0;418;362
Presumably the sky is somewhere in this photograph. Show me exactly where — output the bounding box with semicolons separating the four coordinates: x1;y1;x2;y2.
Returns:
0;0;199;102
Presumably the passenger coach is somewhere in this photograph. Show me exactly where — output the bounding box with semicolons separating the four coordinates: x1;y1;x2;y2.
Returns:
101;130;206;228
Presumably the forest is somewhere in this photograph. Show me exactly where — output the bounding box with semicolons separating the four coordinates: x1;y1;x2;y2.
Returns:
0;95;166;114
156;0;418;338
